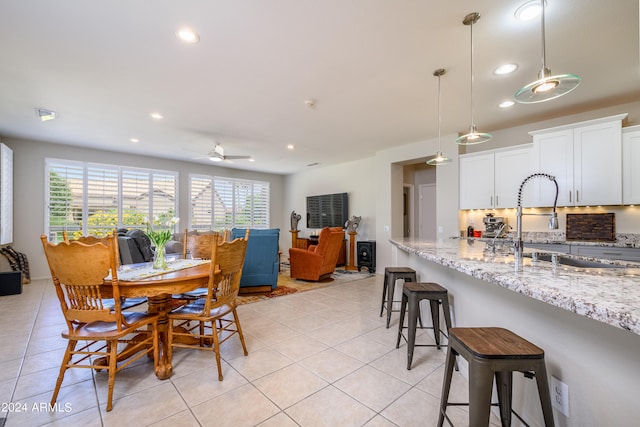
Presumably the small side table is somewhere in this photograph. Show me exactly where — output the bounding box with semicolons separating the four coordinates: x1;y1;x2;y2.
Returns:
357;240;376;273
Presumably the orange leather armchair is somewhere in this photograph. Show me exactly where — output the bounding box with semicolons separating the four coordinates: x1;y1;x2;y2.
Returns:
289;227;345;281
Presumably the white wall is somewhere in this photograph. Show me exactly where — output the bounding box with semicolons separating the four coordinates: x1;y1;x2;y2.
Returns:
282;156;378;255
6;137;286;279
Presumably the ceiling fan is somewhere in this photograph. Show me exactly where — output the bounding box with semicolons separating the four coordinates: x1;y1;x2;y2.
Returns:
206;144;252;162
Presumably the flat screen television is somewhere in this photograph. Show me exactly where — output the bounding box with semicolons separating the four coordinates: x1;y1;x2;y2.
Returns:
306;192;348;229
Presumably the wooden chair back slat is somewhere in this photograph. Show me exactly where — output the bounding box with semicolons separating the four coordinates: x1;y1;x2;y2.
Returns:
202;232;249;311
62;230;121;269
40;235;120;327
182;229;230;260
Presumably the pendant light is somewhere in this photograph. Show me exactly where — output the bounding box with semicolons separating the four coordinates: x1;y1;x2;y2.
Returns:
456;12;492;146
426;69;452;165
514;0;581;103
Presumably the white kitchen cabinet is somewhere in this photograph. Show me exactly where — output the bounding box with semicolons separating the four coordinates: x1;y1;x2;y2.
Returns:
531;114;626;207
622;125;640;204
494;146;535;208
459;145;533;209
459;152;494;209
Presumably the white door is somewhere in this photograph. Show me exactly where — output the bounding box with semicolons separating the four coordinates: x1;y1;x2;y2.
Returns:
419;184;436;240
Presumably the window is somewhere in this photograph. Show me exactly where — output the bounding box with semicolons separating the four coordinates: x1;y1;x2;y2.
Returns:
189;174;270;231
45;159;178;241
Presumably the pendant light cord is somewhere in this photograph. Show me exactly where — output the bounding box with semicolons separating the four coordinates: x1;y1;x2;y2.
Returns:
540;0;547;73
469;17;475;129
437;72;442;150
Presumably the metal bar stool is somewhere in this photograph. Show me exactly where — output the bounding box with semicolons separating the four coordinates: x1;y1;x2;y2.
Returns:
438;327;555;427
396;282;454;370
381;267;417;328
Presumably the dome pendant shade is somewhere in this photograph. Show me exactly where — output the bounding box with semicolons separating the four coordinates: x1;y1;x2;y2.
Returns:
515;1;581;104
458;12;491;146
426;68;452;166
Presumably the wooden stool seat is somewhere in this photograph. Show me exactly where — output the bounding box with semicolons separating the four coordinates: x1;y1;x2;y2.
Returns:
381;267;417;328
396;282;453;370
438;327;555;427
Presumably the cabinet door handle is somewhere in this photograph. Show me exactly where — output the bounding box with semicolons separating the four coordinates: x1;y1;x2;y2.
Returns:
569;191;572;203
602;252;622;256
490;196;493;206
496;195;499;206
576;190;580;203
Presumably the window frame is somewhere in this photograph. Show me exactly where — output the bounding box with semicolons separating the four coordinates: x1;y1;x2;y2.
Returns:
188;173;270;231
45;159;179;241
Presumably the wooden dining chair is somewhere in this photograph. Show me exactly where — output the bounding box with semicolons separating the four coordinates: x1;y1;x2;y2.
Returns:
40;234;159;412
176;229;231;300
168;230;250;380
62;230;147;310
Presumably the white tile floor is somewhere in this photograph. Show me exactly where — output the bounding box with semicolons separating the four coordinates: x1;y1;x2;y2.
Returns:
0;274;501;427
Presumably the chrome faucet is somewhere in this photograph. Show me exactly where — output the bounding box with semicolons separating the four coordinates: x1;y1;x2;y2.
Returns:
514;173;559;263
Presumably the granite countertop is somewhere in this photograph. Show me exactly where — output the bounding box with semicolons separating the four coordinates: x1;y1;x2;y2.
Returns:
494;232;640;248
389;237;640;335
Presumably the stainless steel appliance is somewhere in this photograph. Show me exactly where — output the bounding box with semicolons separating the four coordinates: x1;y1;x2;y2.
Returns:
483;214;507;238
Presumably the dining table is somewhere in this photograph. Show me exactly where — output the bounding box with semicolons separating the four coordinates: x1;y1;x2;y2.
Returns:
103;259;212;380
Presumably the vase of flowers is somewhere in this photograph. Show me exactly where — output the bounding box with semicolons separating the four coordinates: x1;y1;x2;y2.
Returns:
145;216;179;270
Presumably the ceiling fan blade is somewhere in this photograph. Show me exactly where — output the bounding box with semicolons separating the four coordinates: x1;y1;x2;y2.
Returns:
224;155;252;160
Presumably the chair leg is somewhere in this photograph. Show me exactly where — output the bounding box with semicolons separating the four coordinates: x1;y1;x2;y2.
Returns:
167;318;174;368
406;294;419;370
380;273;389;317
232;308;249;356
534;362;556;427
210;319;223;381
106;340;118;412
468;364;495;427
385;278;396;328
495;371;513;427
437;346;457;427
429;300;441;348
151;322;159;373
51;340;76;407
396;293;408;349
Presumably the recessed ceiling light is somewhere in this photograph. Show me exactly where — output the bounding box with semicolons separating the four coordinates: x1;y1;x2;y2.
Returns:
130;138;140;143
304;99;316;108
176;27;200;44
150;112;163;120
248;158;255;162
287;144;295;150
494;63;518;75
499;100;515;108
36;108;57;122
515;0;546;22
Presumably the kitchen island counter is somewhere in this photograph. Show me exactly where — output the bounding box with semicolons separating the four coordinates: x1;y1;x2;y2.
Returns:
390;237;640;335
389;237;640;426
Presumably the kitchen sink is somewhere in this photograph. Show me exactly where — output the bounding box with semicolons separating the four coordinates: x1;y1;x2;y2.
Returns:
525;253;623;269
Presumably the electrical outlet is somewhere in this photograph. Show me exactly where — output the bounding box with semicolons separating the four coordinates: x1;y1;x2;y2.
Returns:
551;376;570;417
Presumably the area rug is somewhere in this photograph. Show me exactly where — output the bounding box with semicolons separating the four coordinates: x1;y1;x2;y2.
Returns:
236;265;374;306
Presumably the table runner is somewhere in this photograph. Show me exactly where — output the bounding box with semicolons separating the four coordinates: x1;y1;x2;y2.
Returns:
108;259;210;281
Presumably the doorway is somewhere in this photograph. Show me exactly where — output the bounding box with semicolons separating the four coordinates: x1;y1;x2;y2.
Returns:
419;184;437;240
403;185;414;238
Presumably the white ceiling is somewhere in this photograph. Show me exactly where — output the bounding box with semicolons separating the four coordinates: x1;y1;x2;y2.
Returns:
1;1;638;174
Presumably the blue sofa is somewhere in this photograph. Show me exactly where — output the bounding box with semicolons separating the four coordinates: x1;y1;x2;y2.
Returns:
231;228;280;290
